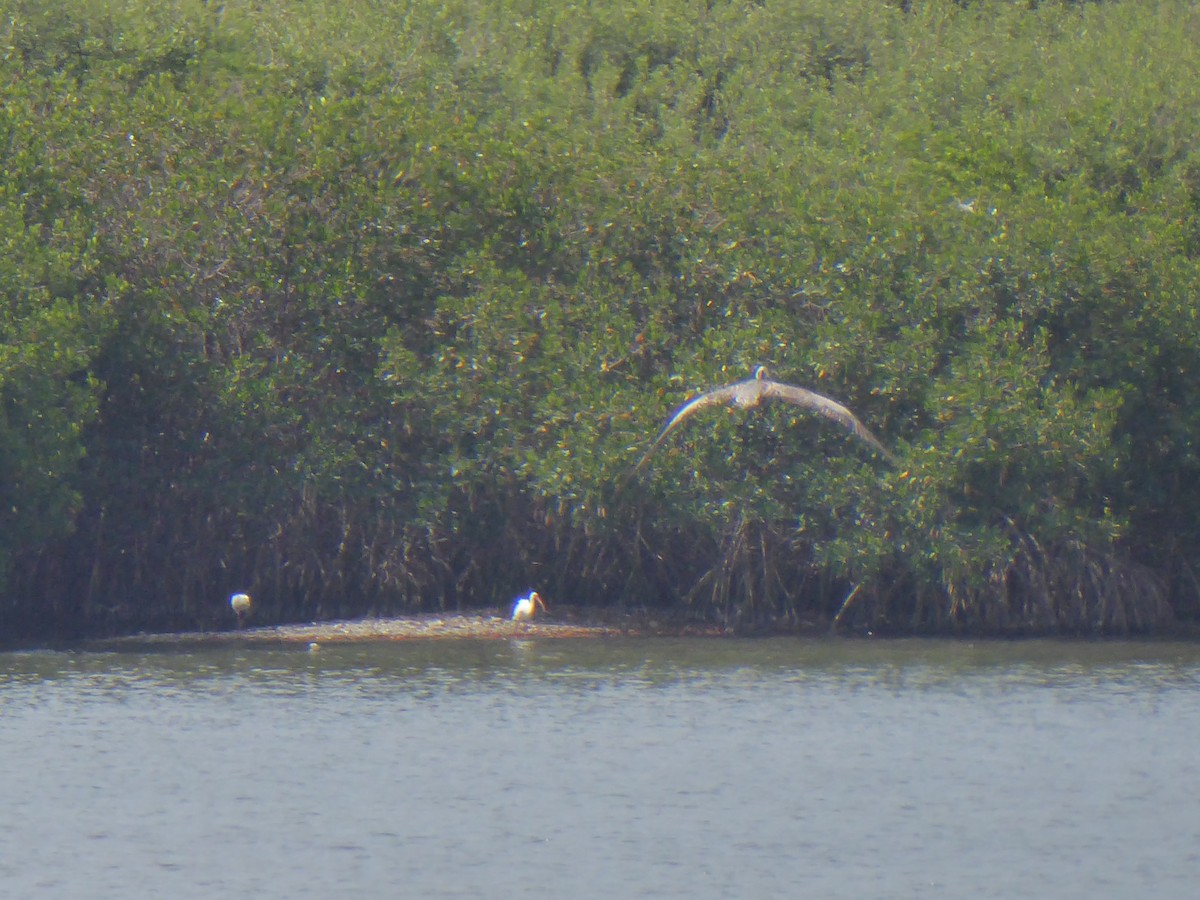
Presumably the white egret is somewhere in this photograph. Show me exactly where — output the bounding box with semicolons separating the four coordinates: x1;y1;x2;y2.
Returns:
511;591;546;622
230;591;252;628
634;365;894;470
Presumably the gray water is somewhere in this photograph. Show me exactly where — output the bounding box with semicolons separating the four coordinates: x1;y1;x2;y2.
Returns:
3;637;1199;899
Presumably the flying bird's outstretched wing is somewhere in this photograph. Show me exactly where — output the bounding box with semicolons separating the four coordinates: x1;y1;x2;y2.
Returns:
761;381;895;463
633;383;742;471
629;368;894;477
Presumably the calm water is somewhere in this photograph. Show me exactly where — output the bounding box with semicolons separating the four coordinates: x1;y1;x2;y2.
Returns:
3;637;1199;898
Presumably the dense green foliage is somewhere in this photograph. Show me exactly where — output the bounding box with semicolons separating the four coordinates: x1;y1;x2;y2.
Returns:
3;0;1199;638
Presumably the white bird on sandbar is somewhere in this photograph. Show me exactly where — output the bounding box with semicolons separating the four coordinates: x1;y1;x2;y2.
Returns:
230;591;252;628
634;365;894;470
511;591;546;622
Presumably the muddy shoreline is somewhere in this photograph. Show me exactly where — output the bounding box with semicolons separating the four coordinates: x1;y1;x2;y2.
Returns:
61;610;1200;650
83;610;733;649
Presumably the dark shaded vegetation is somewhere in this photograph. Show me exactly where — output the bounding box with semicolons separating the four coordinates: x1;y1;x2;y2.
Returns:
3;0;1200;639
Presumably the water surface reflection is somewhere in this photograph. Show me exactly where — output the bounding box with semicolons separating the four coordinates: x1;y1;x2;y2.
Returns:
3;638;1198;898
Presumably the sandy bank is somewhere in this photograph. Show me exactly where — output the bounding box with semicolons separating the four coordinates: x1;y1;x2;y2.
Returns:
89;610;726;648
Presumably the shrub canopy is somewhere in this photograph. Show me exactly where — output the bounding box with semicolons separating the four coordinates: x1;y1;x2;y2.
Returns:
2;0;1199;637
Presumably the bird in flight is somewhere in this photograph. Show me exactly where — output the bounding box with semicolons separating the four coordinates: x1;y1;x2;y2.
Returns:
634;365;894;471
511;590;547;622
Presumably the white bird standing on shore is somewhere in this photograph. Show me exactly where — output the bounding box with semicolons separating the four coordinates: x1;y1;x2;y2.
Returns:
634;365;894;470
230;592;252;628
511;591;546;622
